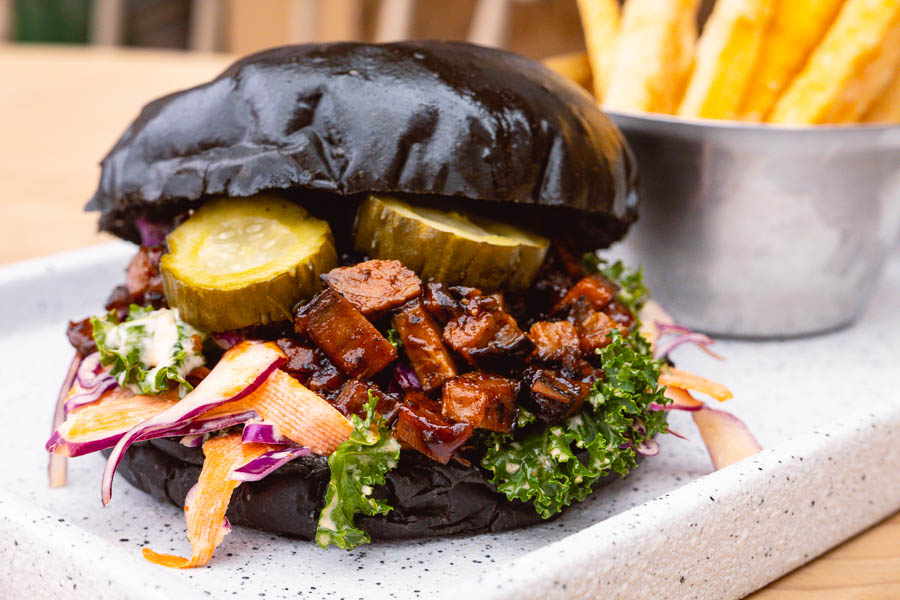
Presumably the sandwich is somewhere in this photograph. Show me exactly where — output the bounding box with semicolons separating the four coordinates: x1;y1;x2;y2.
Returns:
46;41;738;568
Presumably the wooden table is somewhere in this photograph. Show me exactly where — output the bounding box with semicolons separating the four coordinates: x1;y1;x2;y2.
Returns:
1;44;897;599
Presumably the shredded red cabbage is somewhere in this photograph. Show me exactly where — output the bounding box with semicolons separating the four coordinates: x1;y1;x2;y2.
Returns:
180;434;205;448
135;216;170;247
75;353;106;388
654;322;723;360
241;423;292;445
64;377;117;415
211;331;245;350
46;408;258;458
229;446;310;482
101;342;285;505
49;353;82;488
393;361;422;392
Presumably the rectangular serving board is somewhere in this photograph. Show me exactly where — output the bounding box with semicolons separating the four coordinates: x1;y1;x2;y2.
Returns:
0;242;897;600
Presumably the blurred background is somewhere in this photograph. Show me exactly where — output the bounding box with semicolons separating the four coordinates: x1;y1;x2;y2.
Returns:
0;0;620;57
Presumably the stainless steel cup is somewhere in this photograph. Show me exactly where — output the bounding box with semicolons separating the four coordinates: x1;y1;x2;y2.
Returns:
607;112;900;338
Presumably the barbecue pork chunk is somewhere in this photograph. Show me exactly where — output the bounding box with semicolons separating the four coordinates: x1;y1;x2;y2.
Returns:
441;371;518;432
569;298;630;354
441;293;533;372
322;259;421;318
294;288;397;379
422;282;479;324
522;367;592;423
332;379;400;420
392;392;473;464
392;299;457;392
552;273;618;314
528;320;580;365
276;337;346;393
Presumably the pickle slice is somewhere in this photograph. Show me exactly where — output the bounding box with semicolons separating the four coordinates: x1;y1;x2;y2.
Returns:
353;195;549;291
161;196;337;332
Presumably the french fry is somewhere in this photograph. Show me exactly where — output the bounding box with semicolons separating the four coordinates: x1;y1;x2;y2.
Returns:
542;51;593;91
769;0;900;125
739;0;845;121
677;0;776;120
575;0;621;100
862;75;900;123
603;0;700;114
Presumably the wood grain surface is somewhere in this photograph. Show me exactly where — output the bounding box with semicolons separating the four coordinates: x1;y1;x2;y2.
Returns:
0;44;896;599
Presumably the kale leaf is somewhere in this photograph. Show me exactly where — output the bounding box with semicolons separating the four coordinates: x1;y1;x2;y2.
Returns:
481;330;667;518
315;393;401;550
90;305;205;396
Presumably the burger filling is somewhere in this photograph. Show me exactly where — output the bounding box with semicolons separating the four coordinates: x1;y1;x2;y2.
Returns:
51;193;674;564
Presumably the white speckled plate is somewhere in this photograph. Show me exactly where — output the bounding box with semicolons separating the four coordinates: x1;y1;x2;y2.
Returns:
0;242;898;600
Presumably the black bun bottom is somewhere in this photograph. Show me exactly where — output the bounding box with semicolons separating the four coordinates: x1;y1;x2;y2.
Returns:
110;439;551;540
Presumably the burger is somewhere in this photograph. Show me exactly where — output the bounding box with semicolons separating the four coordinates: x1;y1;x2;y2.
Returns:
47;41;675;568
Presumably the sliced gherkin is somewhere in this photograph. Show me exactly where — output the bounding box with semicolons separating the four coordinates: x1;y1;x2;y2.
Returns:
161;196;337;332
353;194;549;291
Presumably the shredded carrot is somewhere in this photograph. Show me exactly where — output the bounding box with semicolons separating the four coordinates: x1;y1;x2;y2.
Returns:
143;434;274;568
692;406;762;469
637;299;675;349
663;386;705;409
659;367;733;402
237;370;353;455
64;388;178;438
48;388;178;456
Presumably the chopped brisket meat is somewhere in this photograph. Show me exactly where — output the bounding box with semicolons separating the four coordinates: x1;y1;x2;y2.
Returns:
332;379;400;421
422;283;480;324
66;318;96;356
125;245;167;308
603;299;636;330
527;242;585;318
568;298;629;354
441;371;518;432
104;285;132;318
521;367;592;423
552;273;618;315
527;321;580;365
392;299;457;392
275;337;345;393
392;392;473;464
442;292;533;372
322;259;422;318
294;288;397;379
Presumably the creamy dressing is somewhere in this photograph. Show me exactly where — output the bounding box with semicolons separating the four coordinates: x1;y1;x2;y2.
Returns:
138;309;179;368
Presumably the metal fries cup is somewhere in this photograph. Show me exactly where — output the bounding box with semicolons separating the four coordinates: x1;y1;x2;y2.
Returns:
607;111;900;338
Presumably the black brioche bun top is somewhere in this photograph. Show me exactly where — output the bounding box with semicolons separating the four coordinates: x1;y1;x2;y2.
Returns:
88;41;639;248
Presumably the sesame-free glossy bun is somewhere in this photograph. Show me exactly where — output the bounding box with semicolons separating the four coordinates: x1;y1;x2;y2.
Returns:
88;41;638;248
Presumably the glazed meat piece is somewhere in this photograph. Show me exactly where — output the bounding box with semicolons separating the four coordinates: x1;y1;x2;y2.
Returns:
442;293;534;372
125;245;166;307
422;283;480;324
603;299;636;330
332;379;400;420
322;259;421;318
569;298;629;354
276;337;345;393
441;371;518;432
294;289;397;379
527;242;584;318
392;299;457;392
521;367;592;423
528;320;580;365
392;392;473;464
552;273;618;314
66;318;97;356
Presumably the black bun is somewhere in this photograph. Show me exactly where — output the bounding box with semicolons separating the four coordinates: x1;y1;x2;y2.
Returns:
88;41;639;248
112;439;550;540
